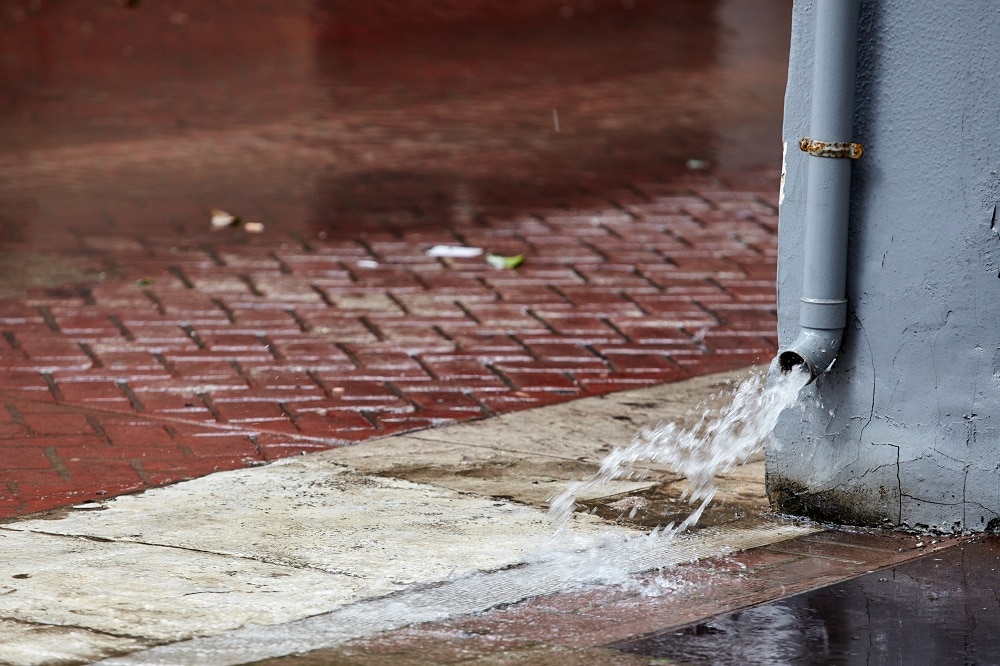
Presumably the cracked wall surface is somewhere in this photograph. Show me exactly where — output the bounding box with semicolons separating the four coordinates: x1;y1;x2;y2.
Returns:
768;0;1000;533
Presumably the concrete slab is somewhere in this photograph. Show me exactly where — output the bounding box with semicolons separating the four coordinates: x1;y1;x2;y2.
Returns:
8;463;615;582
0;619;144;666
94;523;818;666
324;369;760;508
3;465;622;664
0;368;789;664
0;529;377;642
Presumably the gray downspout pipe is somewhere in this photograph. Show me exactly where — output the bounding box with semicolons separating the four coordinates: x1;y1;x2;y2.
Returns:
777;0;863;379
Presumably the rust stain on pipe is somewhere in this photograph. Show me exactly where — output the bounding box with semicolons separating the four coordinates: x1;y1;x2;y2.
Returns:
799;137;863;159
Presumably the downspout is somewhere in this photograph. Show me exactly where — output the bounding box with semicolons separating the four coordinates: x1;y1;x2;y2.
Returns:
777;0;863;379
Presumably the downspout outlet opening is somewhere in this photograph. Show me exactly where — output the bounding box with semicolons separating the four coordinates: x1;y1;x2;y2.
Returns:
778;350;809;375
776;327;843;383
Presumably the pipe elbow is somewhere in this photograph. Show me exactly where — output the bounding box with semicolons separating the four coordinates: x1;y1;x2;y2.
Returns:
777;328;843;381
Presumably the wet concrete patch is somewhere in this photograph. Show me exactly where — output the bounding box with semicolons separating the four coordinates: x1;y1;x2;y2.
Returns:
322;369;764;514
90;522;816;665
0;250;101;298
250;644;649;666
579;484;765;532
612;536;996;665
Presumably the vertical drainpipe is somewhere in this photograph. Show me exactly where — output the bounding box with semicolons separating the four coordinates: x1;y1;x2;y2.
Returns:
777;0;863;379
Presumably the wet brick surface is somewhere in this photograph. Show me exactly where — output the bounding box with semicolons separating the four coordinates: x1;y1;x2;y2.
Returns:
0;0;791;517
0;177;781;517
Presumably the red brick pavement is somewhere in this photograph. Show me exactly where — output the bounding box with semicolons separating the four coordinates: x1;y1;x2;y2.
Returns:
0;174;780;517
0;0;791;517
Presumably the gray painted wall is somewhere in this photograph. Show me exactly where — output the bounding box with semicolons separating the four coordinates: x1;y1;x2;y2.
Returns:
768;0;1000;533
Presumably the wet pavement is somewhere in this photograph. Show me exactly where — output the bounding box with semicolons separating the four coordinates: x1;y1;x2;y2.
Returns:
613;537;1000;665
244;529;969;666
0;371;810;663
0;0;789;517
0;369;967;665
3;2;986;665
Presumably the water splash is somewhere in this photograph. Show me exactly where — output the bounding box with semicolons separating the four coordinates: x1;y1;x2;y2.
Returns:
549;368;810;537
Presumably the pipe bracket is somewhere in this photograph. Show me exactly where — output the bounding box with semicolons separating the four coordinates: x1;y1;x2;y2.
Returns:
799;137;863;160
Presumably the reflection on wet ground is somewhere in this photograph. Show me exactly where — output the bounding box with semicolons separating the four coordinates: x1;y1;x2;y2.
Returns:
0;0;790;240
614;536;1000;665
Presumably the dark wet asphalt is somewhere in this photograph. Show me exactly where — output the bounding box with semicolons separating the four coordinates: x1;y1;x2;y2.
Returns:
615;536;1000;665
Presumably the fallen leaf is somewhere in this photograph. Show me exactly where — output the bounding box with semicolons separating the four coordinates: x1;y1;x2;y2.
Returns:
135;277;154;287
486;253;525;270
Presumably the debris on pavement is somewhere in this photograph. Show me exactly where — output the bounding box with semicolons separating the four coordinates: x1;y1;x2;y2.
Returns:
211;209;265;233
486;253;526;270
210;208;240;229
426;245;484;258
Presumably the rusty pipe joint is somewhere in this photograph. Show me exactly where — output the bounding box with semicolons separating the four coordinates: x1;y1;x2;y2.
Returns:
778;297;847;379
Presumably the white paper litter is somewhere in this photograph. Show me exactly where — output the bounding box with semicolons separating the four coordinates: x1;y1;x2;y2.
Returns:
426;245;483;258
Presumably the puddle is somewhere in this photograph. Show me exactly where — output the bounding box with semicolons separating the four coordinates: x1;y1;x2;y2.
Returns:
615;602;829;665
613;536;1000;665
578;485;764;531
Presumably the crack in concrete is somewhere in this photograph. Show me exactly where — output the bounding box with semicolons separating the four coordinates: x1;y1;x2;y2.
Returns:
0;527;367;579
902;493;980;513
898;494;963;507
855;315;876;447
927;447;969;467
890;443;902;524
0;614;150;644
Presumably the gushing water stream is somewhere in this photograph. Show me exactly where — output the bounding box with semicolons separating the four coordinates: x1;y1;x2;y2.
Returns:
549;368;811;538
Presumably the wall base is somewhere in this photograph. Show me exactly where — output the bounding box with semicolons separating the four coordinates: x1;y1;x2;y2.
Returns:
766;474;895;528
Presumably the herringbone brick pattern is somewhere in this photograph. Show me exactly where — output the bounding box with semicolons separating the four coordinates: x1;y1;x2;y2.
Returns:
0;175;779;517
